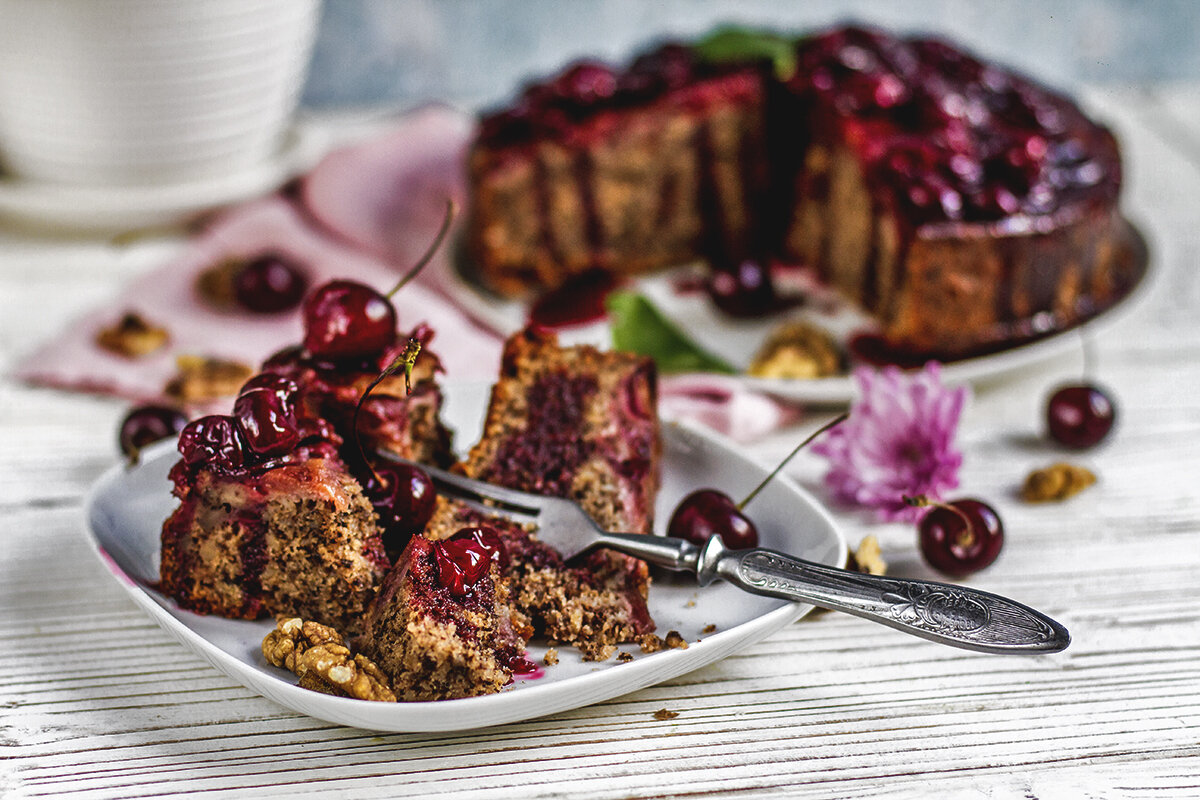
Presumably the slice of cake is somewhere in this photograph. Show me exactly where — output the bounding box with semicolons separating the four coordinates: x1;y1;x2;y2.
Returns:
359;528;532;700
160;323;452;635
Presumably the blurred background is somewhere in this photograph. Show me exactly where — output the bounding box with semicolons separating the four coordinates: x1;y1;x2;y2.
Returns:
301;0;1200;111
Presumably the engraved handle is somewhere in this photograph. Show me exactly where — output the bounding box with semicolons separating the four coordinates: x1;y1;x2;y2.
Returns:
692;539;1070;654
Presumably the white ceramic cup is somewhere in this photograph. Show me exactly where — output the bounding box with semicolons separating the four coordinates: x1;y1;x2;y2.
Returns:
0;0;320;187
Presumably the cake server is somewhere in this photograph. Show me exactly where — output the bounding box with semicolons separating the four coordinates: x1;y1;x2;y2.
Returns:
388;457;1071;656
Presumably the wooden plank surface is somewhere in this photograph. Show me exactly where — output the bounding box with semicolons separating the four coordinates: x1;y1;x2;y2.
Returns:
2;87;1199;799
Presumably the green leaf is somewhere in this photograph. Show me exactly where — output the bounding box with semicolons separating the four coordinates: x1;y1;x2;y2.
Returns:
693;27;797;80
606;291;737;375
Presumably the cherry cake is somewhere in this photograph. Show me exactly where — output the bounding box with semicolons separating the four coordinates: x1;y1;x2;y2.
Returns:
467;25;1141;359
159;324;453;636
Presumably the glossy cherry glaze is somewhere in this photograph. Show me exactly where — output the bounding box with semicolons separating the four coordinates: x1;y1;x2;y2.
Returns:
1046;383;1116;448
361;462;437;552
667;488;760;549
302;280;397;361
527;270;621;329
233;253;309;313
119;405;188;460
917;498;1004;577
433;527;507;597
706;259;778;318
177;415;248;474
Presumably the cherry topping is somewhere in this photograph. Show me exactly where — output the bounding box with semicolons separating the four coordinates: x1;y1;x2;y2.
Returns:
707;258;777;318
433;527;506;597
177;415;247;474
916;498;1004;577
119;404;188;461
1046;383;1116;448
361;462;437;552
233;253;308;313
667;488;759;549
233;374;300;456
301;280;397;361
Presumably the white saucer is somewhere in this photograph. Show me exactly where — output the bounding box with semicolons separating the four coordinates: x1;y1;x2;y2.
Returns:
0;127;328;233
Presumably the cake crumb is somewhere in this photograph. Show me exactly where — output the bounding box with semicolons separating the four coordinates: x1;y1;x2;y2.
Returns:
543;647;559;666
653;708;679;721
702;623;717;634
1021;462;1096;502
617;651;634;663
685;598;697;608
664;630;689;650
96;312;169;357
164;354;254;402
638;634;664;653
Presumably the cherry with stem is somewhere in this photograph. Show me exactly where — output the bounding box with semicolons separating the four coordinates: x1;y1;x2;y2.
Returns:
904;494;1004;577
668;412;849;549
1045;328;1116;449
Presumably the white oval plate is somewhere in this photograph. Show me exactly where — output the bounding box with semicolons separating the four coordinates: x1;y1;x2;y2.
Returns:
83;385;846;732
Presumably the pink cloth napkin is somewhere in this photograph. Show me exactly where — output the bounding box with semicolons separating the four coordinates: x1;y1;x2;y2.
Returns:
15;105;802;440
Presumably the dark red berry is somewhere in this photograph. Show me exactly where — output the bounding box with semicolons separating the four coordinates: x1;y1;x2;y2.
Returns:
1046;383;1116;448
361;462;437;552
667;489;759;549
233;253;309;313
177;415;247;474
119;404;188;460
707;259;776;318
233;374;300;456
433;527;505;597
302;280;397;361
917;498;1004;577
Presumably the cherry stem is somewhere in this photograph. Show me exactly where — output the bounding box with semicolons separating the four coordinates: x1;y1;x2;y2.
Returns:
903;494;976;544
386;199;457;299
1078;326;1097;382
738;412;848;511
352;338;423;485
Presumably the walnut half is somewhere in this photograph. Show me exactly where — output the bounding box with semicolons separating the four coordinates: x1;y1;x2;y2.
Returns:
263;618;396;703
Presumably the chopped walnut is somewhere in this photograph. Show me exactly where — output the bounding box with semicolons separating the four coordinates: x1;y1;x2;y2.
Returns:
194;258;241;309
543;647;559;666
96;312;169;357
748;320;843;379
638;634;664;654
663;630;689;650
653;708;680;721
1021;463;1097;502
702;623;717;634
263;617;396;702
164;354;254;403
846;535;887;576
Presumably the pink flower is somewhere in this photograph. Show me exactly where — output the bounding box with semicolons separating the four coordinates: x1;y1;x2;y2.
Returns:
813;363;969;522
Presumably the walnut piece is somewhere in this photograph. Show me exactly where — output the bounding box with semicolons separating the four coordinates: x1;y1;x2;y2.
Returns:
1021;463;1097;502
663;630;689;650
194;258;242;309
164;354;254;403
96;312;169;357
653;708;680;721
847;535;887;576
748;321;843;379
263;617;396;703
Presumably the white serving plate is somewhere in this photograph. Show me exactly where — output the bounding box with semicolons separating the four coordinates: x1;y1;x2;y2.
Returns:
443;223;1152;405
84;384;846;732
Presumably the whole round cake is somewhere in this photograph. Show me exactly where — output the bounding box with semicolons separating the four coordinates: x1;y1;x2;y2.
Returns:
466;25;1143;360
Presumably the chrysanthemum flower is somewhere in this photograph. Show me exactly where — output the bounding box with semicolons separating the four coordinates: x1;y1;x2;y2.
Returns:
813;363;969;522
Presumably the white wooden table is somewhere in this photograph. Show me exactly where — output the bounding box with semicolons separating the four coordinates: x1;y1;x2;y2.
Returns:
3;86;1199;799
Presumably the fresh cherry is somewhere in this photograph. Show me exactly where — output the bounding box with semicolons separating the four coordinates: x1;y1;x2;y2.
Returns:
177;415;247;474
667;489;759;549
707;258;776;318
301;280;397;361
361;462;437;551
667;414;848;550
233;374;300;456
119;404;188;461
433;527;506;597
1046;383;1116;448
233;253;308;313
917;498;1004;577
